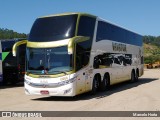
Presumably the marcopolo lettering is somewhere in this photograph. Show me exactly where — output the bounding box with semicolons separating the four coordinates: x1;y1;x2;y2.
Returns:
112;42;127;52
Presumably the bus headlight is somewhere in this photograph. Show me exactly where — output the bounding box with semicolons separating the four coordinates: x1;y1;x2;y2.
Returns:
58;76;76;86
25;79;31;85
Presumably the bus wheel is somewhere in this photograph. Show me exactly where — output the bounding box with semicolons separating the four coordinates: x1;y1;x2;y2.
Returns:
100;74;110;91
91;76;99;95
135;69;139;81
130;70;136;83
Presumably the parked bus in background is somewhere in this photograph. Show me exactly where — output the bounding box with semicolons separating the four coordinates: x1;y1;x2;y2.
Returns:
1;38;26;85
13;13;143;96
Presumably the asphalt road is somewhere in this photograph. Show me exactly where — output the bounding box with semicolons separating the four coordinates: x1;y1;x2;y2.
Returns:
0;69;160;120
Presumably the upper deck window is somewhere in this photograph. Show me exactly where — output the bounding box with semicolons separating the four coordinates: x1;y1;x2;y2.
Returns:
77;16;96;39
28;15;78;42
96;21;142;46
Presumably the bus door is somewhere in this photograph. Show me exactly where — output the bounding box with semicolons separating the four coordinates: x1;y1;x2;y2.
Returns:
75;42;91;94
75;66;93;94
76;69;88;94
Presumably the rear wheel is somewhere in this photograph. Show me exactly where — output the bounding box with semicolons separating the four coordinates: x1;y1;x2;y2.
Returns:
91;76;99;95
135;70;139;81
100;74;110;91
130;70;136;83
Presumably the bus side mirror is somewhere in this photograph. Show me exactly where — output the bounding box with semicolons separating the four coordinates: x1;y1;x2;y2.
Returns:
12;40;27;56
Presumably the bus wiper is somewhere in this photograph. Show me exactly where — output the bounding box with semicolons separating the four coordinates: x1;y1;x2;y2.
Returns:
53;71;68;75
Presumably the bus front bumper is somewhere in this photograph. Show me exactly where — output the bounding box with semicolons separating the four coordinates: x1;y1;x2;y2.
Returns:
25;83;76;96
24;80;76;97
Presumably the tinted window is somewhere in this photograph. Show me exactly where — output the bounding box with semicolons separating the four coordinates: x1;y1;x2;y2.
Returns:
96;21;142;46
76;41;91;71
75;16;96;71
93;53;132;68
18;44;26;65
1;40;15;52
26;46;73;74
78;16;96;38
2;52;17;67
29;15;78;42
96;21;108;40
1;40;17;67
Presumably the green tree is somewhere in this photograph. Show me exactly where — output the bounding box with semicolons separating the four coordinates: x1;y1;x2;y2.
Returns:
0;28;27;39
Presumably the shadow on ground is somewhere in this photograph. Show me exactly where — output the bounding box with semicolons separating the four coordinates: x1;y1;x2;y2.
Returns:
32;78;159;101
0;82;24;89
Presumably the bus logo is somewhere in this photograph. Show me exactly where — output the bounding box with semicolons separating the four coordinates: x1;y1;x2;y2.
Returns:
112;42;127;52
40;80;48;84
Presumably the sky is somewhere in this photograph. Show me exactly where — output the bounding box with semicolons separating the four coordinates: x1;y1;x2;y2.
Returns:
0;0;160;36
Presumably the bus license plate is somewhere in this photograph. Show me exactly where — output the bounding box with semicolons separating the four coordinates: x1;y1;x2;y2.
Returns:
40;90;49;95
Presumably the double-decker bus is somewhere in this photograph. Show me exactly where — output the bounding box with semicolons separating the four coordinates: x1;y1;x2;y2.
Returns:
1;39;26;85
13;13;143;96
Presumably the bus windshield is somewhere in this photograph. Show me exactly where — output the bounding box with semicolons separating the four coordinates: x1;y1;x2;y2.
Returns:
2;40;15;52
28;14;78;42
1;40;17;67
26;46;73;75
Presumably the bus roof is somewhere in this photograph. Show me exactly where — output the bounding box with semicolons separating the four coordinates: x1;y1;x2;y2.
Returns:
39;12;142;37
40;12;97;19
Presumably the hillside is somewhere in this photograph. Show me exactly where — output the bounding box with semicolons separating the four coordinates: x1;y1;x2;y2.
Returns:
144;43;160;56
0;28;27;39
143;36;160;64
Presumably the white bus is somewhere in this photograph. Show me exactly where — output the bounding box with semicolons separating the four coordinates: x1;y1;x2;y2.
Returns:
13;13;143;96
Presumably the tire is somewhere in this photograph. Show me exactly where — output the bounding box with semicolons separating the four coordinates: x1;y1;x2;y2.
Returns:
135;70;139;82
130;70;136;83
91;76;99;95
100;74;110;91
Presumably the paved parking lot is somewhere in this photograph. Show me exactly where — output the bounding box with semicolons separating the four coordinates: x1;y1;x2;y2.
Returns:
0;69;160;120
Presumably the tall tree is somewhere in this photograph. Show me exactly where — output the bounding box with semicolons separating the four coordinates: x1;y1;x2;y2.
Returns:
0;28;27;39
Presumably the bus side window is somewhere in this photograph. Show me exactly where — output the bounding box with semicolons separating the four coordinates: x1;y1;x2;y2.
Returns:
76;52;89;70
75;42;90;71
